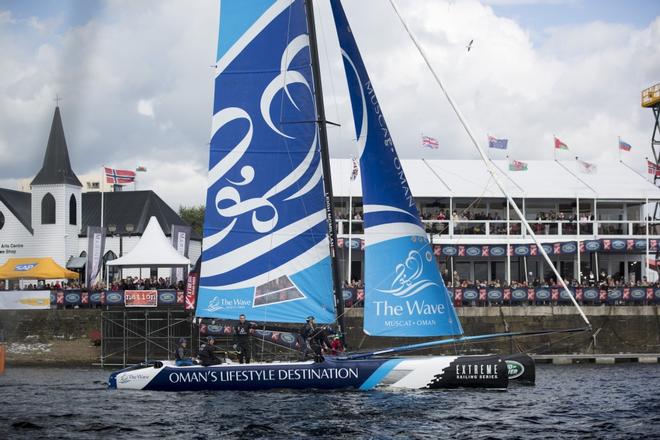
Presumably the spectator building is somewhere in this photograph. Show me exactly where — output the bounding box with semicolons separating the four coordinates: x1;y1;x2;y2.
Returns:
0;107;201;283
330;158;660;286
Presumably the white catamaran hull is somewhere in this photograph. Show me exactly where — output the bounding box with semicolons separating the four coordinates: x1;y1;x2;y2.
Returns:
109;354;534;391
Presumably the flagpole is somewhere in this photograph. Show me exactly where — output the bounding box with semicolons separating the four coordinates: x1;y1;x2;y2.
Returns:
618;136;621;162
100;166;104;229
553;135;556;161
646;196;650;281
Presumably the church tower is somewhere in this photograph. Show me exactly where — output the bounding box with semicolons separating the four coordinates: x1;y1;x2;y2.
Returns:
30;106;82;267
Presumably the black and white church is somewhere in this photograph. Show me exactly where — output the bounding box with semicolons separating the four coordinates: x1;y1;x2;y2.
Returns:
0;107;201;281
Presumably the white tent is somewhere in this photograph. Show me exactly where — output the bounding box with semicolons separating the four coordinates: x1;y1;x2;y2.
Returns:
107;216;190;268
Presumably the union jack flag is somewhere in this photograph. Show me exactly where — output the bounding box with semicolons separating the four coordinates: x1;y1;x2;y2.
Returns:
421;135;439;149
105;167;136;184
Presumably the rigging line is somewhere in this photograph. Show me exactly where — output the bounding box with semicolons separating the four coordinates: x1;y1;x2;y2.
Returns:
316;0;342;128
554;158;598;196
387;0;591;328
488;158;526;196
421;158;453;194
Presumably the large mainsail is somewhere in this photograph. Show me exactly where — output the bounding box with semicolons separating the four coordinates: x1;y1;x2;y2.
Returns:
196;0;335;323
331;0;462;337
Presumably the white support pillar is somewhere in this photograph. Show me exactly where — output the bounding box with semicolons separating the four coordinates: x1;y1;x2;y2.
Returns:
577;197;581;283
506;197;511;284
347;181;353;284
646;197;650;281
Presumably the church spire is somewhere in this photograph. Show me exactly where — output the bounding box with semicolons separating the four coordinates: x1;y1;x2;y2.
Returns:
31;106;82;187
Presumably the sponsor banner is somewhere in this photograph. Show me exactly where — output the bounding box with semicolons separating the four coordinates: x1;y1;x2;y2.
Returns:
170;225;192;285
64;289;82;305
582;287;600;303
630;288;646;302
185;273;198;311
86;226;106;288
511;288;528;302
0;290;51;310
462;287;479;303
558;288;576;303
430;239;657;259
487;289;503;303
607;288;623;303
342;288;357;307
89;291;103;305
157;289;178;305
535;288;551;303
105;290;124;306
125;290;158;307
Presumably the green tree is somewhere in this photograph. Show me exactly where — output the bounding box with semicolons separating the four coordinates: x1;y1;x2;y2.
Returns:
178;205;205;236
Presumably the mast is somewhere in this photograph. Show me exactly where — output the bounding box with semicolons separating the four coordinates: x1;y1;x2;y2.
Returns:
304;0;345;335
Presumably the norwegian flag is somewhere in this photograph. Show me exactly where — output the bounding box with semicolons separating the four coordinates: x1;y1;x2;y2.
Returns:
105;167;136;184
422;135;439;149
481;246;489;257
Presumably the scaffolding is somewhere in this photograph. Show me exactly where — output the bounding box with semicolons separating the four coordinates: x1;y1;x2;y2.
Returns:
643;83;660;273
100;309;195;367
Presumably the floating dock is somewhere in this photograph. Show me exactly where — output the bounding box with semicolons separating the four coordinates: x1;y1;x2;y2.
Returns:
533;354;660;365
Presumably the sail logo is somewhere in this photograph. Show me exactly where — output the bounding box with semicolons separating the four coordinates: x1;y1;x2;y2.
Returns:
205;296;252;312
376;250;438;298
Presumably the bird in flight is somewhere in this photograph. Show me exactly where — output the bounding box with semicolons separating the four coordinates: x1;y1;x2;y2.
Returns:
466;39;474;52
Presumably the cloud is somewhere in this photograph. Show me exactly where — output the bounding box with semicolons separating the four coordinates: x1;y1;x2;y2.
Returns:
0;0;657;212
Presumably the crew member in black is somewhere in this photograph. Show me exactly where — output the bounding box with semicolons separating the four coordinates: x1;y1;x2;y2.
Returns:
175;338;193;366
233;314;254;364
301;316;327;363
197;336;223;366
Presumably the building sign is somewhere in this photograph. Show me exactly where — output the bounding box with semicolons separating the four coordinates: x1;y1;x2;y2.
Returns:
0;242;25;256
124;290;158;307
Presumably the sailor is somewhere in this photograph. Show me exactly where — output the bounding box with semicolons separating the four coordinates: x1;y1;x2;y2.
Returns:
233;314;254;364
301;316;326;363
197;336;223;366
330;335;344;355
174;337;193;366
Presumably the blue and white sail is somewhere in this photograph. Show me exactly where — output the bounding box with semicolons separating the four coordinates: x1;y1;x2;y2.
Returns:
197;0;335;323
331;0;462;337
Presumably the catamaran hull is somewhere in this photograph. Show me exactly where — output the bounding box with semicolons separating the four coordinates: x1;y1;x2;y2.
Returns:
109;354;533;391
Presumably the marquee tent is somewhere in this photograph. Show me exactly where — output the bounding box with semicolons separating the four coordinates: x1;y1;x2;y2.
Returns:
107;216;190;269
0;257;80;280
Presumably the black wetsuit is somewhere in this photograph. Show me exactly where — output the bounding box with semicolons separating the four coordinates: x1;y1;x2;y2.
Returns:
234;322;253;364
197;343;222;366
301;323;326;362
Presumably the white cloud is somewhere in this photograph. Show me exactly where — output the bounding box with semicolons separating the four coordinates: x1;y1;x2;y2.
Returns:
0;0;657;211
137;99;155;118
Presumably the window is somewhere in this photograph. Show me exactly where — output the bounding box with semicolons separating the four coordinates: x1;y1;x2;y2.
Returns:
41;193;56;224
0;210;4;230
69;194;77;225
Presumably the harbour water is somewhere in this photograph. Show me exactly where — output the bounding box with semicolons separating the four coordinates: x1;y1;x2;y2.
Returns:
1;364;659;439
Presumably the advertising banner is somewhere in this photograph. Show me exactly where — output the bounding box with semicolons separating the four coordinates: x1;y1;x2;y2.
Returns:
157;289;177;306
86;226;106;289
185;273;198;311
0;290;51;310
170;225;192;284
124;290;158;307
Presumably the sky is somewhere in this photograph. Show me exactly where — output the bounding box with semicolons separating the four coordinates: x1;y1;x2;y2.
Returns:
0;0;659;210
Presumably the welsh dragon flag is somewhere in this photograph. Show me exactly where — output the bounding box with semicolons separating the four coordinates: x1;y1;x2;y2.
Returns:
554;136;569;150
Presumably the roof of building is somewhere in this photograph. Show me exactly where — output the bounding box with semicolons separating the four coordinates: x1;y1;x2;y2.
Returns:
31;107;82;187
330;158;660;200
0;188;32;233
80;190;201;239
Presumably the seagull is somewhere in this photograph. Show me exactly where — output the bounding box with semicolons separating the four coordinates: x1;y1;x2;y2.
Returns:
466;39;474;52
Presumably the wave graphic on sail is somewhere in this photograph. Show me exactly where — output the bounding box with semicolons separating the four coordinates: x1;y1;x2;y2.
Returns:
196;0;335;323
331;0;462;336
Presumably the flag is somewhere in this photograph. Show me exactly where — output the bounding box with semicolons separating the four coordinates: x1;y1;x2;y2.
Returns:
577;159;597;174
136;165;147;172
554;136;568;150
619;140;632;152
350;157;359;181
509;159;528;171
422;135;439;149
648;161;660;177
105;167;136;184
488;135;508;150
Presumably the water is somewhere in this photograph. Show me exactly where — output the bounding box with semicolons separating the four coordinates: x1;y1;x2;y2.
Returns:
1;364;659;439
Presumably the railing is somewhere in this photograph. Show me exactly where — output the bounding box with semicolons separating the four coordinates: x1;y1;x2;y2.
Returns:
336;219;650;238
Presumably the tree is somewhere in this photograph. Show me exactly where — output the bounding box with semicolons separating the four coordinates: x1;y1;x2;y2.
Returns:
178;205;205;236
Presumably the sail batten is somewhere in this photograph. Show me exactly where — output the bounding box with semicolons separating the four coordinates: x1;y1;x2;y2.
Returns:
331;0;463;337
196;0;335;324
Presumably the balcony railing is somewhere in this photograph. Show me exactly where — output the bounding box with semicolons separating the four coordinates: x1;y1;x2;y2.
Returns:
335;219;651;237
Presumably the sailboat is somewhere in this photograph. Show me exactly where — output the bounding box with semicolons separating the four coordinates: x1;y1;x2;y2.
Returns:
109;0;585;391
